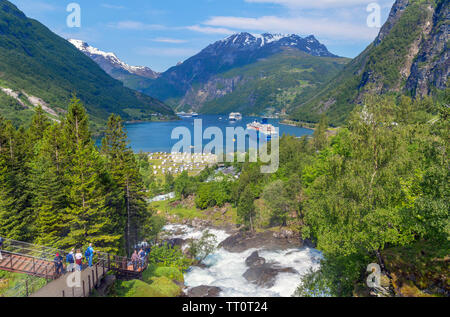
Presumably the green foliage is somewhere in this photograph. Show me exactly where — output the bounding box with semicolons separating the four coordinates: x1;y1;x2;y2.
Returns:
291;0;442;126
262;180;296;226
237;185;256;231
114;277;181;297
101;114;149;254
0;90;34;128
143;265;184;283
199;50;348;115
0;97;160;257
195;181;232;209
293;268;331;297
148;244;192;273
0;0;173;130
174;171;198;199
187;230;217;262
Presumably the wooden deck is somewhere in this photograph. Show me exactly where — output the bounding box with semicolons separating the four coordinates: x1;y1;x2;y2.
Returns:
0;251;57;279
0;237;149;297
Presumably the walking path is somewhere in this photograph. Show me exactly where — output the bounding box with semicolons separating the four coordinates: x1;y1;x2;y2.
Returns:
0;237;149;297
31;264;107;297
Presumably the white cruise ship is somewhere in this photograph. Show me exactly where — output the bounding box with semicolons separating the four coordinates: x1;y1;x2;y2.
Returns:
246;119;278;136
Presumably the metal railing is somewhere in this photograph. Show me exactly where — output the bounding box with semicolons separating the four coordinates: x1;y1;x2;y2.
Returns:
0;237;151;296
0;237;66;262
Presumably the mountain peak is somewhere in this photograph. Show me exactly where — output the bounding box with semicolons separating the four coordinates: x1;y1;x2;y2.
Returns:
215;32;336;57
68;39;160;79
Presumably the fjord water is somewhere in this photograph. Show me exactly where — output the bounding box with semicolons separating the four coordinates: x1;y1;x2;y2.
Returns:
163;225;322;297
124;115;313;153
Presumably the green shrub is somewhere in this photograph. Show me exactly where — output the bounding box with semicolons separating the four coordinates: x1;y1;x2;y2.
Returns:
148;243;192;272
114;277;182;297
142;265;184;283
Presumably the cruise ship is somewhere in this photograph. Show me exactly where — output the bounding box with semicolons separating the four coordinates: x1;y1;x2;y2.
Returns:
229;112;242;122
246;118;278;136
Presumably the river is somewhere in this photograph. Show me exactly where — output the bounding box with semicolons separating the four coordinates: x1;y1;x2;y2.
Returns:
162;224;322;297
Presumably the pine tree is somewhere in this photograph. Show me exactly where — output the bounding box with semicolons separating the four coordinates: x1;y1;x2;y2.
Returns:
61;101;121;252
63;144;120;252
31;124;69;246
28;106;51;145
101;114;148;255
313;114;328;152
238;185;256;232
0;117;33;240
64;95;91;154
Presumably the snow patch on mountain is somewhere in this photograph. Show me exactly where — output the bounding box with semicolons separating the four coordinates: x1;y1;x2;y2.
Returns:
217;33;336;57
68;39;160;79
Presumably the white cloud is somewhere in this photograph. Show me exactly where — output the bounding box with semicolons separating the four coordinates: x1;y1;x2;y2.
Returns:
137;47;200;57
186;25;235;35
204;15;378;40
108;21;167;31
244;0;393;9
101;4;125;10
152;38;188;44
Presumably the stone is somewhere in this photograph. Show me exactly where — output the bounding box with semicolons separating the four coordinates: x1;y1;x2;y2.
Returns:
187;285;222;297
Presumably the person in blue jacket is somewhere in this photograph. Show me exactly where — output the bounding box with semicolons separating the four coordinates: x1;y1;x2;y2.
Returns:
85;243;95;267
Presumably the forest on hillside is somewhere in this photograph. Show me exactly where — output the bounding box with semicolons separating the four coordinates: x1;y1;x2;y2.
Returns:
0;90;448;296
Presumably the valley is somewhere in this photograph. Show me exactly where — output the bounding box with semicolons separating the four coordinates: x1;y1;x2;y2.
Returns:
0;0;448;301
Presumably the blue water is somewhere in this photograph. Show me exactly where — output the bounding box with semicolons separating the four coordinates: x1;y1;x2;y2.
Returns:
118;115;312;153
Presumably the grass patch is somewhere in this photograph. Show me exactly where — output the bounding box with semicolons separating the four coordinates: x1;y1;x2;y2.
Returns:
143;265;184;284
113;277;182;297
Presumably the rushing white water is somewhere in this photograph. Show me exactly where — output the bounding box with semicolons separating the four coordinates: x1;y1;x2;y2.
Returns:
162;224;322;297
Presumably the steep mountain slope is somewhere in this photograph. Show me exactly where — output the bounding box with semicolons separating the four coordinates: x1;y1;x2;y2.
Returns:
197;49;349;115
141;33;340;111
68;39;160;91
0;0;173;129
292;0;449;125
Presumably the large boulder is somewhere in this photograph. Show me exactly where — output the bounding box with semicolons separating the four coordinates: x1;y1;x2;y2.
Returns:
245;251;266;268
187;285;222;297
219;231;303;253
243;263;298;288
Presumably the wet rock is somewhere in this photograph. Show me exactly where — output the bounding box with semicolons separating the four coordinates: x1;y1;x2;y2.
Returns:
187;285;222;297
273;229;295;239
164;238;185;249
219;231;303;253
243;262;298;288
245;251;266;268
242;264;298;288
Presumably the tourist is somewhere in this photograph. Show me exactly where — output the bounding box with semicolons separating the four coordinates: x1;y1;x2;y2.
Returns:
54;252;63;276
131;250;139;271
75;249;83;271
66;248;75;272
138;248;146;269
85;243;95;267
0;236;3;260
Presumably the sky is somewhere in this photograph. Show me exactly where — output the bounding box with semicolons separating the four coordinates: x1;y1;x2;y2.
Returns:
10;0;395;72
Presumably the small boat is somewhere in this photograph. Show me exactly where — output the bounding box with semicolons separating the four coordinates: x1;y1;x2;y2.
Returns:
229;112;242;122
191;112;199;118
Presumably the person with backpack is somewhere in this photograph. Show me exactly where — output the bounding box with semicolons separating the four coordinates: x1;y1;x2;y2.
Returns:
85;243;95;267
54;252;63;276
138;248;146;269
131;250;139;271
66;248;75;272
